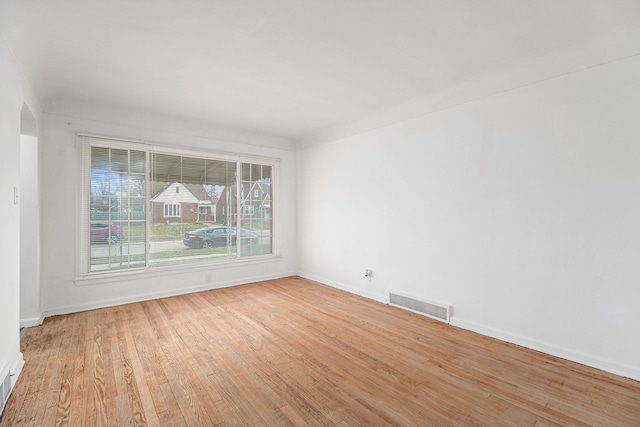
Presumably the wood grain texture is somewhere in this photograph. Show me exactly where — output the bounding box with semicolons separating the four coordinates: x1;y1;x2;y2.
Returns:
2;277;639;426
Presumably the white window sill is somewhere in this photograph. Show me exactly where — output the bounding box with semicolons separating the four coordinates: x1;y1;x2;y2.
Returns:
74;254;282;286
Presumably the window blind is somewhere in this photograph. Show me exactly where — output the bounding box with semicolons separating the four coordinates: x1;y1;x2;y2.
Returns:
81;136;276;275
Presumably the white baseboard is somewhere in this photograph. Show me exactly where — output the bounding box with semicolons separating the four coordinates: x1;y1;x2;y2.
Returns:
40;271;640;383
9;353;24;389
451;317;640;382
45;271;297;317
20;313;45;328
297;272;387;304
296;274;640;382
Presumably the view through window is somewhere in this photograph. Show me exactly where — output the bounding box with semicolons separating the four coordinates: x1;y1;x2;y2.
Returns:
83;136;275;274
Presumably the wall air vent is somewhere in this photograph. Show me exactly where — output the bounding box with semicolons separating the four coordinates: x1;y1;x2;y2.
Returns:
389;291;451;323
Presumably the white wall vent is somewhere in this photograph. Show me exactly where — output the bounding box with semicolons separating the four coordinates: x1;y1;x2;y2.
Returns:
0;361;11;416
389;291;451;323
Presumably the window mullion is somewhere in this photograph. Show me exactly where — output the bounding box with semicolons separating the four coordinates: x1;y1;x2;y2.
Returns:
235;160;242;258
145;149;151;269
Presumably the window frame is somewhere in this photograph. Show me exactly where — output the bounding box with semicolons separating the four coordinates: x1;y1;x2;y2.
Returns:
78;134;279;280
163;203;181;218
243;204;255;216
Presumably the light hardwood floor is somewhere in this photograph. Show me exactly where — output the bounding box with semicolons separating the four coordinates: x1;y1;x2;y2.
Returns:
2;277;639;426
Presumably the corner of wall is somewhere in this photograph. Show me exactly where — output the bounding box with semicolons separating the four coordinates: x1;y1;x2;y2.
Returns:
297;271;388;305
20;313;44;329
9;352;24;388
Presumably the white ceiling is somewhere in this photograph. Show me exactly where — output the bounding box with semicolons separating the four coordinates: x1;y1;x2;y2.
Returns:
2;0;639;146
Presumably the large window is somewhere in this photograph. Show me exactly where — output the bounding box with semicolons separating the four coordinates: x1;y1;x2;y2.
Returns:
82;136;276;275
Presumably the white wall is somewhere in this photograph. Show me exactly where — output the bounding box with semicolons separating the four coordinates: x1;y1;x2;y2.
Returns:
297;55;640;380
0;34;40;387
20;134;42;327
39;101;297;316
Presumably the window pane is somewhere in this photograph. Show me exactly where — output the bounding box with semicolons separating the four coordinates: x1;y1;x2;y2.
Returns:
150;153;239;267
240;162;272;257
130;151;146;173
89;146;146;272
111;149;129;173
181;157;206;184
129;175;146;197
90;195;109;221
91;147;110;172
241;163;249;181
130;197;145;221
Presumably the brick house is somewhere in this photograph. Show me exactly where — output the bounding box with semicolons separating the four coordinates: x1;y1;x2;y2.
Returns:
150;182;219;224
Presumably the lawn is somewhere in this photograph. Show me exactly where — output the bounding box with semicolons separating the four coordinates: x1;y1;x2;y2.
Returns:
124;222;271;242
121;223;210;242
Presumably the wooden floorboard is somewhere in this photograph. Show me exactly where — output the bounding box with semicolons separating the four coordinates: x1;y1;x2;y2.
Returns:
2;276;639;426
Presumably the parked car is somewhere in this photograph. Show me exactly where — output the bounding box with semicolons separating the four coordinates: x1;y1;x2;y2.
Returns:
90;223;122;244
183;226;258;249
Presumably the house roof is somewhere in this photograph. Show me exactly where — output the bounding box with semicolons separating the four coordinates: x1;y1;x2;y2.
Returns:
184;184;220;204
151;183;218;205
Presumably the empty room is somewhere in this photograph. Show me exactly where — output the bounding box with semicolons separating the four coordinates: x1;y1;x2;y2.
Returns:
1;1;639;425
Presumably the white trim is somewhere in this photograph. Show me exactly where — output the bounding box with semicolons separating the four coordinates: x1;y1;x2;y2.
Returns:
74;254;283;285
298;274;640;382
235;165;243;253
81;134;146;150
450;317;640;382
151;143;240;162
270;162;280;258
297;272;387;304
0;361;8;415
77;132;144;145
20;312;45;328
78;135;90;276
49;271;296;317
10;353;25;388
